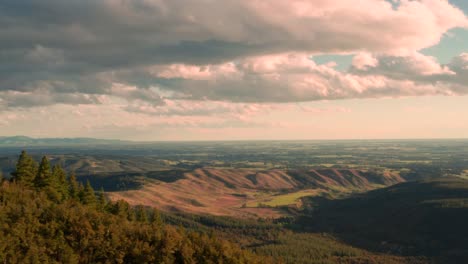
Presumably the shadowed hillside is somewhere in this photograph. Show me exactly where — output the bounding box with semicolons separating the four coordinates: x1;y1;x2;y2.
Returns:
296;177;468;263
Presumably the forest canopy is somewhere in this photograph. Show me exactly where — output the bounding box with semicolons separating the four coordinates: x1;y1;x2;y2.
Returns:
0;151;268;263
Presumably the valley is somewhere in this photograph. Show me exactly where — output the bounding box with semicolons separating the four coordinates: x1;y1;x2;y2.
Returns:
107;167;404;218
1;139;468;263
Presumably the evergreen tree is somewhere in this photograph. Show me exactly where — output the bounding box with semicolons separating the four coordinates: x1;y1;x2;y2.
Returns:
77;181;85;201
97;188;107;211
0;170;3;184
11;150;37;187
81;180;96;206
111;199;130;218
135;205;148;222
51;165;68;201
150;208;164;228
34;156;52;189
127;207;136;221
68;172;80;200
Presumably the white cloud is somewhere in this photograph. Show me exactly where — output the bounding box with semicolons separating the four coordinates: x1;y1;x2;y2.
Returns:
150;52;468;102
352;53;379;70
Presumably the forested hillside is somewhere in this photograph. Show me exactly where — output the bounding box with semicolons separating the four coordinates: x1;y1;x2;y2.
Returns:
297;178;468;263
0;151;267;263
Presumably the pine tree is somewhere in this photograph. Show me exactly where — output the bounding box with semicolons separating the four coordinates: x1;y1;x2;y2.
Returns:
68;173;80;200
127;207;136;221
77;181;85;200
111;200;131;218
97;188;107;211
150;208;164;228
81;180;96;206
135;205;148;222
11;150;37;187
51;165;68;201
0;170;3;184
34;156;52;189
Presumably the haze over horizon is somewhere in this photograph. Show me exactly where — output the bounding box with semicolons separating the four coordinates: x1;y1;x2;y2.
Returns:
1;0;468;141
2;135;468;143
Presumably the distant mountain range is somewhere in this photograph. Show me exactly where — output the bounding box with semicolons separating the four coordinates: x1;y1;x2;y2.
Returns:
0;136;128;146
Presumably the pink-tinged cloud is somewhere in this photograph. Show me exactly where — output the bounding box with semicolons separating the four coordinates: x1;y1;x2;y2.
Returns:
1;0;467;110
352;53;379;70
244;0;467;55
351;52;455;77
110;83;162;104
153;63;239;80
149;52;468;102
123;99;279;117
98;0;467;55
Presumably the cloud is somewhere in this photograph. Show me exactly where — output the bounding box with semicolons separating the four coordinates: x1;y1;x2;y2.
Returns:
352;53;379;70
123;99;276;117
3;1;466;64
0;102;289;140
448;52;468;77
0;90;104;108
350;52;468;86
148;52;468;102
0;0;467;112
110;83;163;105
350;52;455;78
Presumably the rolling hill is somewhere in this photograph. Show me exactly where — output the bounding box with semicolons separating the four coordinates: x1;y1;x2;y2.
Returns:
107;168;405;218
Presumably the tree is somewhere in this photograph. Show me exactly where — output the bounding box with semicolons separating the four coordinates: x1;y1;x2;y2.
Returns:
97;188;107;211
34;156;52;189
135;205;148;222
51;165;68;201
110;199;130;218
11;150;37;187
150;208;164;228
0;170;3;184
68;173;80;200
81;180;96;206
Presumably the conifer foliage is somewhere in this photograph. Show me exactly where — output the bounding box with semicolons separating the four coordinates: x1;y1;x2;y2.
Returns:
0;151;267;263
10;150;37;187
81;180;97;206
34;155;52;188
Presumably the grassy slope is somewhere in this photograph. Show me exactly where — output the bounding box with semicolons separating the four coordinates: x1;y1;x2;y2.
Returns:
108;168;404;218
245;189;324;207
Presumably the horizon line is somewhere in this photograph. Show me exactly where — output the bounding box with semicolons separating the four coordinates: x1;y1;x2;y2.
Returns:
1;135;468;144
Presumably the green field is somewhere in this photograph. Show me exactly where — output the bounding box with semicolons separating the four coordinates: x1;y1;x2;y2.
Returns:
246;189;323;207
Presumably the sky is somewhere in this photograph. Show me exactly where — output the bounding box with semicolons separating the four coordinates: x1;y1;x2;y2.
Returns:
0;0;468;141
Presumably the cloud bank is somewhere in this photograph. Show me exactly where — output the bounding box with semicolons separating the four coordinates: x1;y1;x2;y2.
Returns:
0;0;467;121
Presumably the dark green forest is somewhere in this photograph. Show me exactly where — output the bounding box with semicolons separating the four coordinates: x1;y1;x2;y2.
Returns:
297;178;468;263
0;151;267;263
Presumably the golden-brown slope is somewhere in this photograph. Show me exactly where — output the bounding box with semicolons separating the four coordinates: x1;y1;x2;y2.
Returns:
107;168;404;218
